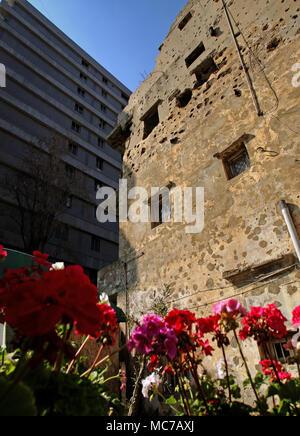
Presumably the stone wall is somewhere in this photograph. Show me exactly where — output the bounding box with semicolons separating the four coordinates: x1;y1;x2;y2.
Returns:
99;0;300;388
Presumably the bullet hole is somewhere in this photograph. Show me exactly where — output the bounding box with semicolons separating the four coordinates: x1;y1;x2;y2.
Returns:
266;37;282;52
234;89;242;97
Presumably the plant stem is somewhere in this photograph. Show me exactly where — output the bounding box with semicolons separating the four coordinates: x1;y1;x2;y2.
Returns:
53;324;69;372
186;352;209;415
263;343;282;385
233;330;260;403
175;368;191;416
128;355;146;416
66;335;90;374
81;343;104;378
221;343;232;403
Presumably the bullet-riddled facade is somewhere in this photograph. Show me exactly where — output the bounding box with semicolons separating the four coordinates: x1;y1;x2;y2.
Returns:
100;0;300;385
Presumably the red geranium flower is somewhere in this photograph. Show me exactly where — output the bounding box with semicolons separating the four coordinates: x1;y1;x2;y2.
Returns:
165;309;196;334
239;304;287;343
260;359;292;383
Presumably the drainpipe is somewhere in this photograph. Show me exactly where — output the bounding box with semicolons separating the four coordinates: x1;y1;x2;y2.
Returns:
279;200;300;262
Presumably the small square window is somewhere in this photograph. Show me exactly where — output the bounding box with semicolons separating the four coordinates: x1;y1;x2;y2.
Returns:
99;120;106;130
219;142;250;180
193;56;218;87
102;89;107;98
100;104;106;113
102;77;108;85
98;138;104;148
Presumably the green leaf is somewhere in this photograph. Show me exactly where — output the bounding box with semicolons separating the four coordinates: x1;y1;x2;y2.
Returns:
166;395;177;406
0;376;37;416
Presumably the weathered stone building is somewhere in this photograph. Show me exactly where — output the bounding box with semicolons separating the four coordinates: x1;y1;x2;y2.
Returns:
99;0;300;388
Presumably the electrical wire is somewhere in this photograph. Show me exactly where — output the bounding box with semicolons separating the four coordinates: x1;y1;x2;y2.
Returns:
166;263;298;305
172;278;300;312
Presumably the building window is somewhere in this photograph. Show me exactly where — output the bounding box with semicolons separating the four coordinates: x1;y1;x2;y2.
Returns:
81;59;89;69
77;87;85;97
193;56;218;87
98;138;104;148
102;77;108;85
259;335;295;365
80;72;87;83
68;142;78;155
102;89;107;98
150;188;171;230
96;157;104;171
71;121;81;133
121;92;129;103
74;103;84;114
65;164;75;177
215;140;250;180
99;120;106;130
223;144;250;180
95;180;104;191
55;224;69;241
91;235;101;252
141;102;160;139
178;11;193;30
185;42;206;68
100;104;106;113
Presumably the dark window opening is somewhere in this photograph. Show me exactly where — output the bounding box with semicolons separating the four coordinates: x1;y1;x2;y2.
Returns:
101;104;106;113
102;77;108;84
98;138;104;148
193;56;218;87
77;87;85;97
80;73;87;82
55;224;69;241
222;143;250;180
178;12;193;30
96;157;104;171
65;164;75;178
259;335;296;365
71;121;81;133
142;104;160;139
185;42;205;68
74;103;83;114
81;59;89;68
91;236;101;252
95;180;104;191
102;89;107;98
176;88;193;108
68;142;78;155
121;92;129;102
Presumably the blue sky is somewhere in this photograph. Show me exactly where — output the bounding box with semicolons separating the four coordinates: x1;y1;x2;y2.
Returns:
27;0;188;92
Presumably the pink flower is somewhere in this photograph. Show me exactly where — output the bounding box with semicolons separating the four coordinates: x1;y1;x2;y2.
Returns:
292;305;300;328
213;298;246;316
0;245;7;262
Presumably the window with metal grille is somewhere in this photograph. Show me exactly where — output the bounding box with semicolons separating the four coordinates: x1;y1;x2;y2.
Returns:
220;142;250;180
259;335;295;365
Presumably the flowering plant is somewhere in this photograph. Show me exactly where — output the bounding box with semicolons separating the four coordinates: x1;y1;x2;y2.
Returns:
0;248;124;416
128;299;300;416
